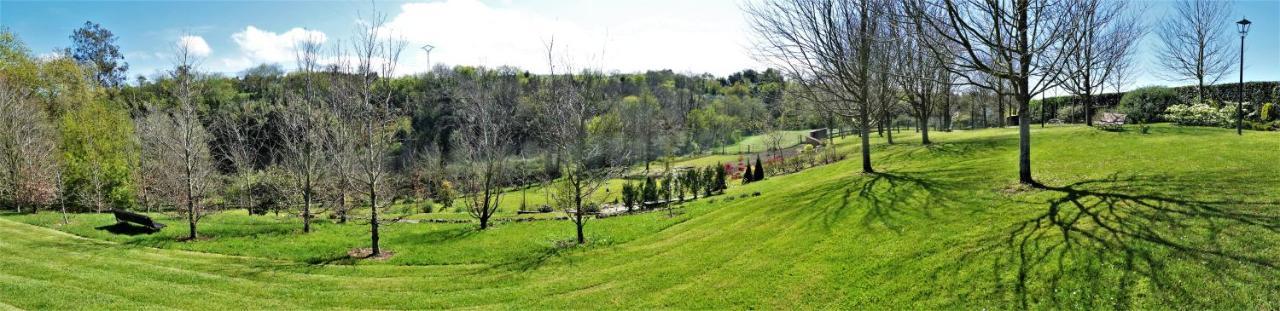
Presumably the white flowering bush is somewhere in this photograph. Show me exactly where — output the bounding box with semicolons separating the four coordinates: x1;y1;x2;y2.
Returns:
1163;102;1236;127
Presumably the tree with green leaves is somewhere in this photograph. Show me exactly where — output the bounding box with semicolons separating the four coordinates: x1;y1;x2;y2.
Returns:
61;100;137;212
68;21;128;90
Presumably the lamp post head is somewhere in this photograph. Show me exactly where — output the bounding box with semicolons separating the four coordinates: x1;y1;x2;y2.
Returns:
421;44;434;53
1237;18;1252;36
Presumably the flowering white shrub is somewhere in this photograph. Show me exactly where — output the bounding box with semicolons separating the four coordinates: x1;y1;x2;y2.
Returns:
1163;102;1236;127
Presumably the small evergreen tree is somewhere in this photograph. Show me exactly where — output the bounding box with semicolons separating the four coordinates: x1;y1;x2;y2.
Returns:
743;164;754;184
703;166;716;197
674;174;686;203
621;182;637;212
660;177;672;206
643;176;658;206
754;155;765;181
715;164;727;193
686;169;701;199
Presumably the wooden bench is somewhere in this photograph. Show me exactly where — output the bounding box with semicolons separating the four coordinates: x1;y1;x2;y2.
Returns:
112;209;166;231
1095;112;1126;131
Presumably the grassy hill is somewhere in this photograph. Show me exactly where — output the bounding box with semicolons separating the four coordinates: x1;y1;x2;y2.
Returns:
2;124;1278;309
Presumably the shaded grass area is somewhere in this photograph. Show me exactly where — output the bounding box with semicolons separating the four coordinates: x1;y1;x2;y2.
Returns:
8;205;701;266
3;124;1278;309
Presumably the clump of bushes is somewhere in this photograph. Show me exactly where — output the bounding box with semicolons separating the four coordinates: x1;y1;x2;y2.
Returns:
1119;86;1181;125
419;199;436;213
1163;101;1235;127
435;180;456;211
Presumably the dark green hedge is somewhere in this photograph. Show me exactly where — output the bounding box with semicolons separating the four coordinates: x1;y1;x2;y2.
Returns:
1038;81;1280;121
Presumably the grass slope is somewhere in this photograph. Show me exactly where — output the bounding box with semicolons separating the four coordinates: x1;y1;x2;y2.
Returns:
3;124;1278;309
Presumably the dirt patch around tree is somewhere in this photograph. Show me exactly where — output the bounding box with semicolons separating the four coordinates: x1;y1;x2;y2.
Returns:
347;248;395;261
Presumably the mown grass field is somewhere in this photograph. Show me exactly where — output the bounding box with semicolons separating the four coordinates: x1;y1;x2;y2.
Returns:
3;124;1278;309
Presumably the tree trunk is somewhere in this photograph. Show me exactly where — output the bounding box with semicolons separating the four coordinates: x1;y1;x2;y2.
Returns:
859;116;872;174
369;183;380;256
303;172;312;233
1018;96;1033;185
186;161;197;240
919;115;931;145
338;184;348;224
997;94;1005;127
575;189;585;244
944;92;953;131
885;116;895;145
576;219;585;244
1084;93;1094;126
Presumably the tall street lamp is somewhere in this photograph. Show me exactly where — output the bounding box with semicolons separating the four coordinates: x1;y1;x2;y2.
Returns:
1236;17;1251;135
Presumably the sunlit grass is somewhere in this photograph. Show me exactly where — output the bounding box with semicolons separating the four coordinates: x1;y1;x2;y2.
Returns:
3;124;1278;309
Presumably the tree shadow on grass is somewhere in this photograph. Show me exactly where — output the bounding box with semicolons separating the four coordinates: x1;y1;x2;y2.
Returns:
999;174;1280;309
811;168;983;234
385;226;478;245
95;223;161;236
491;239;580;272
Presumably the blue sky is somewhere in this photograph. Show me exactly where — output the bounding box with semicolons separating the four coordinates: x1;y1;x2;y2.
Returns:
1;0;1277;91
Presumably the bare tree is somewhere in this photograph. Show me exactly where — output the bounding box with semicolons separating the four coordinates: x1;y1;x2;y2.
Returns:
343;11;406;257
131;106;160;213
939;72;958;131
906;0;1080;185
143;41;216;240
868;23;901;145
891;15;949;145
322;43;358;225
280;35;326;233
0;76;59;213
452;68;520;230
1062;0;1142;126
748;0;889;174
212;111;258;213
619;92;660;172
762;117;789;155
540;40;629;245
1156;0;1234;102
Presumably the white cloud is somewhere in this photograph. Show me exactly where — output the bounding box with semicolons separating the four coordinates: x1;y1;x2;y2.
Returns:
177;35;211;57
380;0;594;74
36;51;63;61
379;0;759;75
229;26;328;67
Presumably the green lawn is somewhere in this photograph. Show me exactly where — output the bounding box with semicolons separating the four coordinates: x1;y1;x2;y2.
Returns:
3;124;1278;309
722;129;814;153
